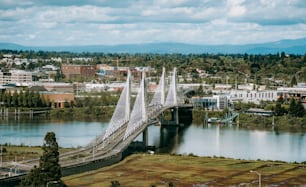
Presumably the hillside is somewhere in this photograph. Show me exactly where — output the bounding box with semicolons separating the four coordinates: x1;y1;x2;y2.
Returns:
1;38;306;54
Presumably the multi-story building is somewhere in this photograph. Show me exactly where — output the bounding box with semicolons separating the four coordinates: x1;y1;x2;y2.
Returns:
61;64;96;80
192;95;230;111
0;70;32;86
96;64;114;76
192;97;217;110
214;95;229;110
229;90;277;104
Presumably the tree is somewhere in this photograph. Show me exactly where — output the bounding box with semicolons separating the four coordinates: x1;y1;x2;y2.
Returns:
274;97;286;116
22;165;42;186
196;84;204;96
22;132;66;187
295;100;305;117
18;91;24;107
12;91;18;107
6;91;11;107
290;75;297;87
110;181;120;187
288;98;297;116
23;90;29;107
288;98;305;117
27;90;34;107
40;132;62;184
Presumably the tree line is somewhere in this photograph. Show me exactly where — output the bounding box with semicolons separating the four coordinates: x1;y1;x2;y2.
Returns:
1;50;306;86
274;97;305;117
0;90;48;108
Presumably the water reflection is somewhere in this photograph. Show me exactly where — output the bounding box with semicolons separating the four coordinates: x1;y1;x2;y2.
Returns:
156;124;306;162
0;120;108;148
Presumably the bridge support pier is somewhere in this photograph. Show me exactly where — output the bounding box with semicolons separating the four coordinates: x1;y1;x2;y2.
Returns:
173;107;179;125
161;107;179;126
142;127;148;147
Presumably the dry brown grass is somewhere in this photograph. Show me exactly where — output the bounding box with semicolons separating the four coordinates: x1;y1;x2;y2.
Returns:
63;154;306;187
1;145;74;162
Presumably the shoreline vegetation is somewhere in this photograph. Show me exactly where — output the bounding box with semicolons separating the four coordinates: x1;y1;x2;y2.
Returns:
192;109;306;133
1;106;305;133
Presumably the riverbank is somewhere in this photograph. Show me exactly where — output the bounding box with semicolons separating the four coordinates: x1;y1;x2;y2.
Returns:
192;109;306;132
49;106;114;121
63;153;306;186
2;106;305;133
0;106;114;121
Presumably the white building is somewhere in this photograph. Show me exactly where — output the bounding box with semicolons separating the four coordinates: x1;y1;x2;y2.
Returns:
42;64;59;71
213;95;229;110
192;95;230;111
238;83;254;91
0;70;33;86
214;84;232;90
230;90;277;104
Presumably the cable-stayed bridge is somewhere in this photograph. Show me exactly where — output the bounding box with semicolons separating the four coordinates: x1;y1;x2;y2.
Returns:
0;67;191;183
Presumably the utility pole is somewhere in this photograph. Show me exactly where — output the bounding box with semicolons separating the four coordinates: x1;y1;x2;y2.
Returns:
226;75;229;90
92;140;95;160
0;145;2;167
250;170;261;187
235;75;238;90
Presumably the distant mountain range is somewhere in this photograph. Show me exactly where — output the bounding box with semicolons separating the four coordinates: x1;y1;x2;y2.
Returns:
1;38;306;54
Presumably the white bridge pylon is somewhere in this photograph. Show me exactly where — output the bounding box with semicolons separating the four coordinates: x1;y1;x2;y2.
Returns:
103;70;131;140
103;67;178;141
149;67;165;108
124;71;147;140
165;67;177;107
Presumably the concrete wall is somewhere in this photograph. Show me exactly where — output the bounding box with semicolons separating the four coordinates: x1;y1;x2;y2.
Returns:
62;153;122;176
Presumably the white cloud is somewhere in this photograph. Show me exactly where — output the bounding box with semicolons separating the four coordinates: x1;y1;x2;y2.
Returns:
0;0;33;8
36;6;116;23
228;5;246;17
227;0;246;17
0;0;306;46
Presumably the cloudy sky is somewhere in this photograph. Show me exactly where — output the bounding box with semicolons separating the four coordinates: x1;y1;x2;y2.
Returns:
0;0;306;46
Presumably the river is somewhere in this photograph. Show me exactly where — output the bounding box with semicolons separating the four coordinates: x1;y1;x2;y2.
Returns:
0;119;305;162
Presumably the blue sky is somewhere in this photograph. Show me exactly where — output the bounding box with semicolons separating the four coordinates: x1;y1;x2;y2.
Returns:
0;0;306;46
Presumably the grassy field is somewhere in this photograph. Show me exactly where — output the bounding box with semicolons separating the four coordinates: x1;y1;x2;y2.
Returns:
1;145;74;162
63;154;306;187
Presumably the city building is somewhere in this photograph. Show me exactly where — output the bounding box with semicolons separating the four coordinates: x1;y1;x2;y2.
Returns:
192;97;217;110
192;95;230;111
277;84;306;100
0;70;33;86
277;84;306;108
40;91;75;108
214;95;229;110
96;64;114;76
61;64;96;80
229;90;277;104
37;82;74;93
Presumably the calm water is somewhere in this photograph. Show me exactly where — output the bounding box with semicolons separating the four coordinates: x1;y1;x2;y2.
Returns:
1;119;305;162
160;124;306;162
0;119;108;148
